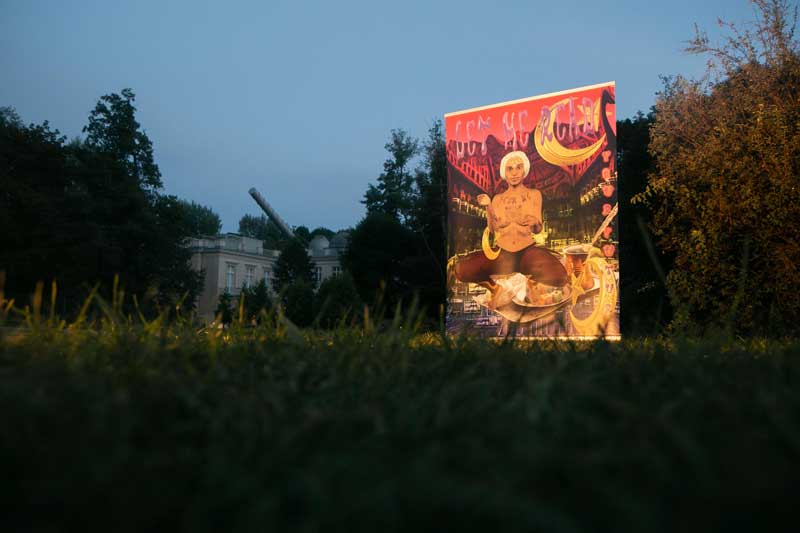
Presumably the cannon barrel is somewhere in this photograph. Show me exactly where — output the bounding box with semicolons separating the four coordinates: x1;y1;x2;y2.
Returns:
248;187;295;239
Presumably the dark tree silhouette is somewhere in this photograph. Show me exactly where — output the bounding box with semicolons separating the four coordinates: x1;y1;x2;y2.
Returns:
272;238;316;293
363;129;419;224
0;91;203;315
83;88;162;191
281;280;314;327
239;279;273;323
343;212;416;310
179;200;222;236
616;111;672;334
313;272;362;328
238;214;288;250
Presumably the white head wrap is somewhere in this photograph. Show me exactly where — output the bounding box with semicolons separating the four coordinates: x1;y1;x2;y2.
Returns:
499;151;531;180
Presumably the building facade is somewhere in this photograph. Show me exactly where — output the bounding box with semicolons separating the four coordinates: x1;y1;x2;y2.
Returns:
188;231;349;321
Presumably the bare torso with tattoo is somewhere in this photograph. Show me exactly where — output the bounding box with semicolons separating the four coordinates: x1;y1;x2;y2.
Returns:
489;187;542;252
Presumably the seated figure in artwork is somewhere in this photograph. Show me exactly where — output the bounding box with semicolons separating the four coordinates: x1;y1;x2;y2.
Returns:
454;151;567;306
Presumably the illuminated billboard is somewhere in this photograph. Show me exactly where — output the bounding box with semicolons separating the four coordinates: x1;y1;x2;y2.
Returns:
445;82;619;339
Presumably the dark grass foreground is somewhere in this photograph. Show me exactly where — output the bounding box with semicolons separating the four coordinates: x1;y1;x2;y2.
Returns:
2;307;799;532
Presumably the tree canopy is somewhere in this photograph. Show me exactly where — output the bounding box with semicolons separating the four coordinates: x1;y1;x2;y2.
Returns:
343;212;416;310
313;272;362;328
616;111;673;333
636;0;800;332
83;88;162;191
280;279;314;327
408;121;448;317
0;90;203;315
310;227;335;240
348;122;446;319
272;238;316;293
293;225;312;244
363;129;419;224
179;199;222;236
239;279;273;323
238;213;289;249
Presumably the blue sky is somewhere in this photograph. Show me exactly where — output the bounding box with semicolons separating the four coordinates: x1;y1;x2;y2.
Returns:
1;0;760;232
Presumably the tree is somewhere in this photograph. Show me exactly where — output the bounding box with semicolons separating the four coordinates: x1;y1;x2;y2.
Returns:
616;111;673;334
348;123;449;321
310;227;335;240
79;88;202;312
0;106;21;129
238;213;267;238
83;88;162;191
363;129;419;223
293;225;312;244
408;120;448;319
0;108;75;306
239;279;273;323
238;214;288;249
343;212;416;310
0;92;203;316
179;200;222;236
635;0;800;332
214;290;234;325
272;238;316;293
313;272;362;328
281;279;314;327
141;195;204;312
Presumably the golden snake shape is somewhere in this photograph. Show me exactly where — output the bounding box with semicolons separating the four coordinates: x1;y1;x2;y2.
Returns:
481;227;502;260
568;247;618;336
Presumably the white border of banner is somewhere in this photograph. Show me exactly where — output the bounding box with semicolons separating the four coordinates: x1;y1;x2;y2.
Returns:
444;81;616;118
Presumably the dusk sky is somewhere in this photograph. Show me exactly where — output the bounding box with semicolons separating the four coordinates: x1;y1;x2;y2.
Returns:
2;0;759;232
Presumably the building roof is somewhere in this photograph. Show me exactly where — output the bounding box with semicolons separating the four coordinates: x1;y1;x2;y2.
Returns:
330;231;350;249
308;234;330;253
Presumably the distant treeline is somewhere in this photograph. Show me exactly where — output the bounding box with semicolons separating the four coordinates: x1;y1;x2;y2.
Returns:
0;90;218;316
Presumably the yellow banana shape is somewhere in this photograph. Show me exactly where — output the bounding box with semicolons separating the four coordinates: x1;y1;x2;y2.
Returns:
534;98;606;167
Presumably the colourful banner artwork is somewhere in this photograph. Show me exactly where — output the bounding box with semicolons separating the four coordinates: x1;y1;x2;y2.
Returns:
445;82;619;339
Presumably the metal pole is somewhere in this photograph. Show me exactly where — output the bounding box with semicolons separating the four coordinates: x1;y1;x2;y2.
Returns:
248;187;295;239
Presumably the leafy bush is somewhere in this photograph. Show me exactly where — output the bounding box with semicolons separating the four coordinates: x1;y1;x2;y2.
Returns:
343;212;416;310
280;279;314;327
313;272;362;328
214;290;234;325
240;279;273;324
637;1;800;332
273;239;316;293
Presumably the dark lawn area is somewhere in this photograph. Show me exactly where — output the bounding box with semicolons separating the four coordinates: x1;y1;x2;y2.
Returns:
2;319;799;532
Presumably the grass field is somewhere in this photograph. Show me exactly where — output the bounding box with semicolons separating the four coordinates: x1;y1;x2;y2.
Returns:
2;301;799;532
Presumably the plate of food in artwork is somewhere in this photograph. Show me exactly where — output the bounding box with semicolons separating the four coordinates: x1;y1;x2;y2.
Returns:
512;284;571;309
471;273;576;323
